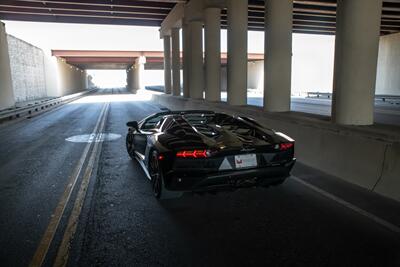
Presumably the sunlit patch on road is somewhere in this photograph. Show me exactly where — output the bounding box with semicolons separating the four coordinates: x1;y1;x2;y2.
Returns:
71;90;161;104
66;133;121;143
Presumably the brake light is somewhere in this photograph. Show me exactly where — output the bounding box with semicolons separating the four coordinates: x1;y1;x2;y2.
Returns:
176;149;208;158
279;143;294;151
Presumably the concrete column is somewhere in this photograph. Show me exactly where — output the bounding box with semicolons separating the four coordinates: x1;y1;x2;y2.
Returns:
182;23;191;98
163;35;172;94
204;7;221;102
0;22;15;109
189;20;204;99
126;68;131;90
133;56;146;91
332;0;383;125
129;67;135;91
171;28;181;96
82;70;88;90
226;0;247;105
264;0;293;112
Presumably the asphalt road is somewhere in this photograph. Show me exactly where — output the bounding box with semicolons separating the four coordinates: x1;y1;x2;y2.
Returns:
0;89;399;267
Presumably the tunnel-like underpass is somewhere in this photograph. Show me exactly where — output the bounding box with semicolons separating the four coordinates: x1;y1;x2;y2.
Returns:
1;0;400;266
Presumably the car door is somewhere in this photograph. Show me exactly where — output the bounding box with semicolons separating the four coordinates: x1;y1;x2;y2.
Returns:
133;115;164;157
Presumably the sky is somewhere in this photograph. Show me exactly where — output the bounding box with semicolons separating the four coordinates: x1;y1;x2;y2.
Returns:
3;21;335;93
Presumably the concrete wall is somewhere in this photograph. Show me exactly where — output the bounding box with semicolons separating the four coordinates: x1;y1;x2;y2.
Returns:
43;50;61;97
7;35;47;102
4;32;86;102
152;94;400;202
0;23;15;110
376;33;400;95
247;60;263;90
220;61;263;93
220;65;227;92
42;52;86;97
56;58;86;96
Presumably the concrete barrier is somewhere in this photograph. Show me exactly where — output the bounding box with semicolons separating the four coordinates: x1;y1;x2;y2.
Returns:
152;94;400;202
374;143;400;200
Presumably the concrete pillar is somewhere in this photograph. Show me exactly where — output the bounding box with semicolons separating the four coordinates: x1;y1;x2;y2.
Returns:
133;56;146;91
81;70;87;90
226;0;247;105
332;0;383;125
163;35;172;94
126;68;131;90
189;20;204;99
182;23;191;98
171;28;181;96
204;7;221;102
129;67;135;91
0;22;15;109
264;0;293;112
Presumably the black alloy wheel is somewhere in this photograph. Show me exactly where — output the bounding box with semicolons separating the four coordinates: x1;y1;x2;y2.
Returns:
126;134;135;159
150;151;162;198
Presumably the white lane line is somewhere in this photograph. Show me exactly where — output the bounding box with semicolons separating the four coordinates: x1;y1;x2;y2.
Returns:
291;176;400;234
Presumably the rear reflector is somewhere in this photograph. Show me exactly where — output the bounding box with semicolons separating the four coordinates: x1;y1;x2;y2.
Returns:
279;143;294;151
176;149;208;158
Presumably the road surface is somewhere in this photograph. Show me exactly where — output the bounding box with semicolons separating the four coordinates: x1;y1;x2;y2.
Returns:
0;89;399;267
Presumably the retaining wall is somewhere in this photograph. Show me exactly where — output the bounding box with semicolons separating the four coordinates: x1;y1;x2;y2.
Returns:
7;35;47;102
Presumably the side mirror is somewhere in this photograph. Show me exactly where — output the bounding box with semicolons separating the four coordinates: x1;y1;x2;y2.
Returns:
126;121;138;130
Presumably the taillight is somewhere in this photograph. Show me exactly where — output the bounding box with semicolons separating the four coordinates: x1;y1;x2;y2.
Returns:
279;142;294;151
176;149;209;158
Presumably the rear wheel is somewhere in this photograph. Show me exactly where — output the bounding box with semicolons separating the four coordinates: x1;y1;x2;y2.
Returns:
126;134;135;159
149;151;182;200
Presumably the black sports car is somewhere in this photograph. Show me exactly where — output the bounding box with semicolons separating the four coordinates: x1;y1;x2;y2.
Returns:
126;110;296;199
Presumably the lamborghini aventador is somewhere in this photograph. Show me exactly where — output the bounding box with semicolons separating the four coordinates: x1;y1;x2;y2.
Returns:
126;110;296;199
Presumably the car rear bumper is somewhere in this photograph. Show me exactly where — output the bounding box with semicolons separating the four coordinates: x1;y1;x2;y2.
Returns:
165;159;296;192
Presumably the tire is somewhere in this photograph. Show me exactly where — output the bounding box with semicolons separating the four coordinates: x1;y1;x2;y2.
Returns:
126;134;135;159
149;151;182;200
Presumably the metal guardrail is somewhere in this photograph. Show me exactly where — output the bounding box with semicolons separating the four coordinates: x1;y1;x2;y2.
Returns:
0;90;95;123
375;94;400;102
307;92;400;103
307;92;331;98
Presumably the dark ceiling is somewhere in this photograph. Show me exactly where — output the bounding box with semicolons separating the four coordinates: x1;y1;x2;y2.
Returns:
0;0;399;35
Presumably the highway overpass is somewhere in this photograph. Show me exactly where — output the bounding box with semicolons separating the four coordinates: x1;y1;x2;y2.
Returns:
0;1;400;267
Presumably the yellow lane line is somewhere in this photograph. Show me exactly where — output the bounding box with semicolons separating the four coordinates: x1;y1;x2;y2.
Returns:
53;102;110;267
29;103;107;267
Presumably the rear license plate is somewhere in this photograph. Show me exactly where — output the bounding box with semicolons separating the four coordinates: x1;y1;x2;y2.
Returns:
234;154;257;169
